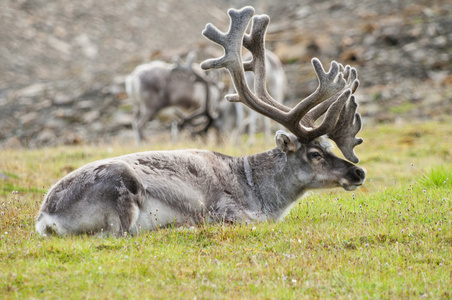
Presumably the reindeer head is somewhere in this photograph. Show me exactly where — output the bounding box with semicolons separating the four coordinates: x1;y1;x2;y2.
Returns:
200;6;366;191
274;130;366;191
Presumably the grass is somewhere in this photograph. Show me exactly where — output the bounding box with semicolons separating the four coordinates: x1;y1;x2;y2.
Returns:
0;121;451;299
418;165;451;189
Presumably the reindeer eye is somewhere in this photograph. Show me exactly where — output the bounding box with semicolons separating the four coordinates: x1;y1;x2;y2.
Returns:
308;151;322;159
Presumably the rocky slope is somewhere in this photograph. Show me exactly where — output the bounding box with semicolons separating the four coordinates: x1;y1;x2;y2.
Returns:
0;0;451;148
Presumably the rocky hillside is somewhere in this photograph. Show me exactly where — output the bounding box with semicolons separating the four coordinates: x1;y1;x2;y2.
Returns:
0;0;451;148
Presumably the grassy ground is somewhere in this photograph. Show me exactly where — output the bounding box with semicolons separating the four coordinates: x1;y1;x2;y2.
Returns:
0;121;451;299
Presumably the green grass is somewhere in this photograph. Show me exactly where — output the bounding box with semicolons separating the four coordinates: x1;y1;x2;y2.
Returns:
0;121;451;299
418;165;451;189
389;102;416;114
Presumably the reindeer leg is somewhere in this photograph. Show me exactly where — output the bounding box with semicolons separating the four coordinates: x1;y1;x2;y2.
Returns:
133;105;144;143
135;106;160;143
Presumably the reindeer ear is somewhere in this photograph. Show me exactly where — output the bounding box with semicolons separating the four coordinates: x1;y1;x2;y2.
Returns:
275;130;300;153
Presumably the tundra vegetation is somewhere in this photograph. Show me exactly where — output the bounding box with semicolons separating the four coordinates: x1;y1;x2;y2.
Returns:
0;121;451;299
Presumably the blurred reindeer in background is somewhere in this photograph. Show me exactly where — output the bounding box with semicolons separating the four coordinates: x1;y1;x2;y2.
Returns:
125;52;225;143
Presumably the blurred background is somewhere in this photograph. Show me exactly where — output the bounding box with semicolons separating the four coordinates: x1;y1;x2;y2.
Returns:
0;0;451;148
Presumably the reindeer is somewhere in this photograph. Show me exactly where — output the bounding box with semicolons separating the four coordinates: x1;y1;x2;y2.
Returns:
36;6;366;237
125;53;222;142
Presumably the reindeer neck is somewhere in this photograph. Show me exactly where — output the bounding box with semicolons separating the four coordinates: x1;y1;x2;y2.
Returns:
236;148;306;220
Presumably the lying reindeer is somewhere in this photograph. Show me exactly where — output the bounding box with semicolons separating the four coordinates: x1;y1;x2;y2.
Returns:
125;52;223;142
36;6;366;236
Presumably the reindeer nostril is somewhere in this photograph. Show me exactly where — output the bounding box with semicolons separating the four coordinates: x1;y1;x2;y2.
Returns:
355;168;365;180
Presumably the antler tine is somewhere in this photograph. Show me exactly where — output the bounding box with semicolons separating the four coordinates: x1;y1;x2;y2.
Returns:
328;95;363;163
302;89;351;138
200;6;253;103
201;7;254;71
288;59;346;128
241;14;290;111
299;64;362;161
301;65;359;127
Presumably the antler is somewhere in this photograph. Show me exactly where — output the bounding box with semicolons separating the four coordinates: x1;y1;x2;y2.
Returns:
200;6;363;163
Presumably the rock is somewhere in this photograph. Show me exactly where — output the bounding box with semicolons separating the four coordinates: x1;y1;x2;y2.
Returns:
20;112;40;126
1;137;22;149
53;93;74;105
112;111;133;127
15;83;47;98
83;111;100;123
274;41;309;63
34;129;57;146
